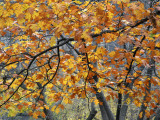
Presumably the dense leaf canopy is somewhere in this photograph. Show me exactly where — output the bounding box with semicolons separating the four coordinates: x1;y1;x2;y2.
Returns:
0;0;160;119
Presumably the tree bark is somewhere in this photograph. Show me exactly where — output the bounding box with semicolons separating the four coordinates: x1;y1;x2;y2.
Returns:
95;90;115;120
87;102;98;120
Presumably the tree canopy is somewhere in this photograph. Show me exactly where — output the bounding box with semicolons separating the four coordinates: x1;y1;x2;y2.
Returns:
0;0;160;119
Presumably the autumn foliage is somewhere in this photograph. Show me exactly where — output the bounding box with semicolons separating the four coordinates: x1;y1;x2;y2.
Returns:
0;0;160;119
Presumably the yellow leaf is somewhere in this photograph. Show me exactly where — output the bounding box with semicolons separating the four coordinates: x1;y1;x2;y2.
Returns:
63;97;69;104
47;83;53;88
133;72;138;77
113;0;130;4
30;24;39;31
11;64;17;69
0;19;5;29
33;112;38;119
55;107;60;114
81;31;92;42
68;98;72;104
32;11;39;20
126;98;131;104
6;18;13;27
156;42;160;47
119;88;124;94
137;81;143;85
139;112;143;118
50;36;56;46
63;79;68;85
51;106;56;112
73;0;82;4
83;72;88;78
94;99;99;105
25;60;30;64
23;0;31;4
96;82;100;88
45;105;49;110
118;79;123;83
25;12;31;21
8;109;17;117
108;51;115;57
94;27;101;34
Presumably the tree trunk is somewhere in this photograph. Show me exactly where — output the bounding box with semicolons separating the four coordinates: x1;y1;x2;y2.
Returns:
87;102;98;120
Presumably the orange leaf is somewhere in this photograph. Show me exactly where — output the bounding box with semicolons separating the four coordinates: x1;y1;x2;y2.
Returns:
139;112;143;118
17;104;23;109
81;90;86;98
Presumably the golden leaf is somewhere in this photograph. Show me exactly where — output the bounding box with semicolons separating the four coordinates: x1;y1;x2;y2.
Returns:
108;51;115;57
50;36;56;46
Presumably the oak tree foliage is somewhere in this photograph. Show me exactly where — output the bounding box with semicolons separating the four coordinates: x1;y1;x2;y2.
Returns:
0;0;160;119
